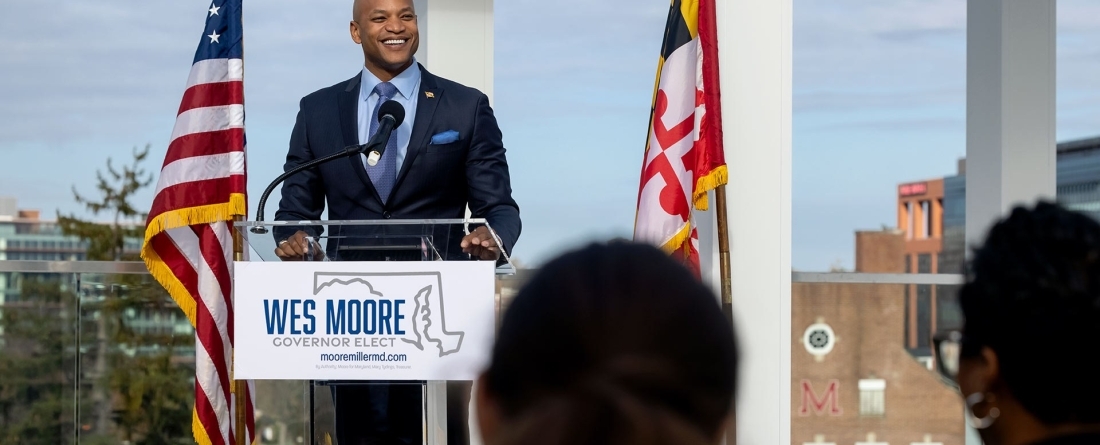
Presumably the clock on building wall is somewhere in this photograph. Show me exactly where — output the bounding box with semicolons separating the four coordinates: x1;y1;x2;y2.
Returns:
803;321;836;358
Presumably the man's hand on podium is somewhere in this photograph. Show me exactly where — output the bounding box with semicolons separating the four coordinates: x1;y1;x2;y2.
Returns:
461;226;501;261
274;230;325;261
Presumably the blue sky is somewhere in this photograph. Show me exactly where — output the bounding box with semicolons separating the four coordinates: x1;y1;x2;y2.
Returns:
0;0;1097;270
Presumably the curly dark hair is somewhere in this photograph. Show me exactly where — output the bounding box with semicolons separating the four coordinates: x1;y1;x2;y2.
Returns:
483;242;738;445
959;201;1100;424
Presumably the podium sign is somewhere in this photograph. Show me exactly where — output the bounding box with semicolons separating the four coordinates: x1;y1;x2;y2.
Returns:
233;260;496;380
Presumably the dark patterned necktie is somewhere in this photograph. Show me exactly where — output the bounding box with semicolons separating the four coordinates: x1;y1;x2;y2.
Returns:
367;81;399;202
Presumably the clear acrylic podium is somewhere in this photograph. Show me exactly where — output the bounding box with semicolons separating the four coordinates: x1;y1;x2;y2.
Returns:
234;218;514;445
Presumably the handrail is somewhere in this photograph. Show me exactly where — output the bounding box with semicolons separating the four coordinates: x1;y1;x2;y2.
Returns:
791;272;964;285
0;260;968;284
0;260;149;274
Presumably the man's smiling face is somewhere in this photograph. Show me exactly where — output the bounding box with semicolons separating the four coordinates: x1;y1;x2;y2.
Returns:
351;0;419;80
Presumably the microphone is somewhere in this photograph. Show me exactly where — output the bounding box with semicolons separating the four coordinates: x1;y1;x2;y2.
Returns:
365;100;406;166
250;101;406;234
252;141;367;234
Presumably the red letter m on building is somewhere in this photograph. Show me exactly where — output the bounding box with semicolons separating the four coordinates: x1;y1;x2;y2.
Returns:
800;379;842;416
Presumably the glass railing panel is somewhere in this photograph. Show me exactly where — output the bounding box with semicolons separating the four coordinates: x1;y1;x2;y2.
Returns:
72;272;312;445
0;270;80;443
75;272;194;444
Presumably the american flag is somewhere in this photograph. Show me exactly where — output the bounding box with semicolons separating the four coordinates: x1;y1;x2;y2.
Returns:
140;1;254;444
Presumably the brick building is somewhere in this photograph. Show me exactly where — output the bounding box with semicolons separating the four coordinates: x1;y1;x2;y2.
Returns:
792;230;964;445
895;179;948;361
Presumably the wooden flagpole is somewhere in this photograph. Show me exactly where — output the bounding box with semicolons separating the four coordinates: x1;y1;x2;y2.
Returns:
716;186;735;443
714;184;736;445
232;215;248;445
233;2;248;441
714;185;733;317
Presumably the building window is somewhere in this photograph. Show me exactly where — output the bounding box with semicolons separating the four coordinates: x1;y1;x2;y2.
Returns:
917;254;931;274
917;285;932;349
936;286;963;331
905;254;911;274
859;379;886;417
922;200;931;239
906;202;914;240
904;284;912;347
936;198;944;237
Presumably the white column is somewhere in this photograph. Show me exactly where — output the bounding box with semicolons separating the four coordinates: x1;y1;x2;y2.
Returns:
418;0;493;224
417;0;494;102
964;2;1055;444
716;0;792;444
965;0;1056;249
415;2;495;443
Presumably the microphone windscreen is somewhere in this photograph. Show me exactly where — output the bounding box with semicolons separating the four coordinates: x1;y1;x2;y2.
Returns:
378;100;406;126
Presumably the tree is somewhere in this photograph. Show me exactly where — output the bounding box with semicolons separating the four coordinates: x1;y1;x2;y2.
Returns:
57;145;152;261
57;145;194;444
0;277;79;444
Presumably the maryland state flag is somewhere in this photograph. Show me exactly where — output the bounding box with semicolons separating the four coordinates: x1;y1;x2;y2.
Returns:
634;0;726;275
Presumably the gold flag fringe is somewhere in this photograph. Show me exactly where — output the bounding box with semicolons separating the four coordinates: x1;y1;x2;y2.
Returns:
140;193;247;328
693;165;728;211
192;407;214;445
660;222;692;254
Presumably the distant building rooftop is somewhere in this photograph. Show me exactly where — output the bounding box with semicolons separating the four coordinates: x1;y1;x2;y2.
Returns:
0;197;42;223
1058;136;1100;155
953;135;1100;175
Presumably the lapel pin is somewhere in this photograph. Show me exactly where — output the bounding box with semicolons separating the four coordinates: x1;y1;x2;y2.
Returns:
425;91;435;98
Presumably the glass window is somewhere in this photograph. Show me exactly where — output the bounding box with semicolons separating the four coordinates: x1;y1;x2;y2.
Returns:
922;200;931;239
906;202;914;240
858;379;886;417
936;285;963;332
904;284;912;347
917;285;932;349
917;254;931;274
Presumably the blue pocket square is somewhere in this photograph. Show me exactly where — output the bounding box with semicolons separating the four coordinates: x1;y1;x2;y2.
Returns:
430;130;460;145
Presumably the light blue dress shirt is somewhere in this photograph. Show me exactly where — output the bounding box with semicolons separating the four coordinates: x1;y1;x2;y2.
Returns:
358;60;421;173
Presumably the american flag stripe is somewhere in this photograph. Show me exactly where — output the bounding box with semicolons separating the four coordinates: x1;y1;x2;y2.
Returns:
166;227;233;415
194;381;225;445
154;152;247;194
171;105;246;141
149;177;248;219
187;58;245;87
164;129;245;166
243;381;256;443
232;382;256;445
140;1;253;444
196;341;231;442
205;224;236;336
179;82;246;114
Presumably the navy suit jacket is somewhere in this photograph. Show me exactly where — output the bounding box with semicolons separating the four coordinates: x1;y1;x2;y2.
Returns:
274;65;521;258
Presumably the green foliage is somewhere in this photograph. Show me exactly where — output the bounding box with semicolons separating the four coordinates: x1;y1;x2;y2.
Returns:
57;145;152;261
99;279;193;445
0;277;79;444
0;145;194;444
66;147;192;444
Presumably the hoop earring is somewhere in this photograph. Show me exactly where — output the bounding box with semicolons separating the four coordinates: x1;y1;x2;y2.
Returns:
965;392;1000;429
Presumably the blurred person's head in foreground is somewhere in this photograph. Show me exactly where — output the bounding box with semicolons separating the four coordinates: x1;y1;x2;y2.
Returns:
957;202;1100;445
476;242;738;445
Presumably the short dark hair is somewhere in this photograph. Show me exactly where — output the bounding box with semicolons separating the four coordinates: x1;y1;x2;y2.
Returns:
960;201;1100;424
484;242;738;445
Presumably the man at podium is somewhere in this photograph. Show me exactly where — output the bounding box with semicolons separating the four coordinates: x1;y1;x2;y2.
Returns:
271;0;521;443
